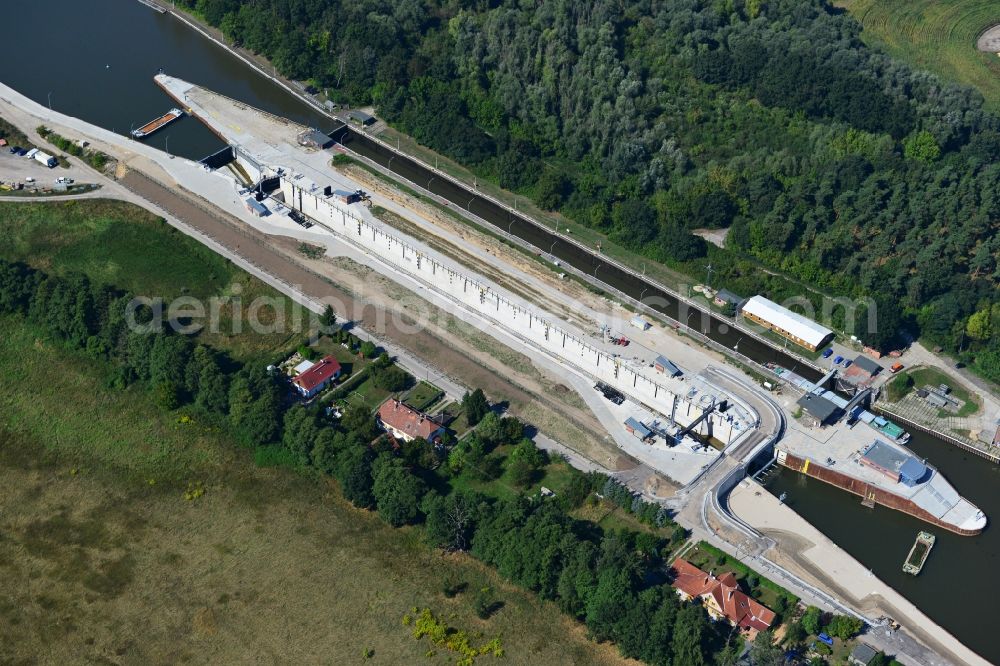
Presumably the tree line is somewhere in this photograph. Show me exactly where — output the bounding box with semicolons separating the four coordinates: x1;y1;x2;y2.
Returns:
1;257;787;664
180;0;999;383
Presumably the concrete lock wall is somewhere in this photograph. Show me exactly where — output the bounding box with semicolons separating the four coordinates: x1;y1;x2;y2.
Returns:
282;178;739;444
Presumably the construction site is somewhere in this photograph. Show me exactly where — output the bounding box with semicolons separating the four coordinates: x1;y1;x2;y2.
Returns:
2;70;993;665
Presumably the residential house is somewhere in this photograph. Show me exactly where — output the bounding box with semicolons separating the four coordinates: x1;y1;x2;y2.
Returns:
291;355;342;398
377;399;446;443
669;558;776;639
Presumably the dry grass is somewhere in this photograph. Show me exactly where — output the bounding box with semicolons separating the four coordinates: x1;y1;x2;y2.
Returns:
0;432;627;665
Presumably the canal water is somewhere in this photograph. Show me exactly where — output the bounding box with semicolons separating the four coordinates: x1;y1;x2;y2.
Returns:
767;429;1000;662
3;1;996;662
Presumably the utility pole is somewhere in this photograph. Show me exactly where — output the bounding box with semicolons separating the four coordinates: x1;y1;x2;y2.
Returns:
704;263;714;288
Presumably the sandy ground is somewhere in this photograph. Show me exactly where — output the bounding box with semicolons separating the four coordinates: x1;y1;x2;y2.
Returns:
977;24;1000;51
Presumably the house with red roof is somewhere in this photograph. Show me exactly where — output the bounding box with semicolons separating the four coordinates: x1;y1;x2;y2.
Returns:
291;355;342;398
669;558;776;638
377;399;446;443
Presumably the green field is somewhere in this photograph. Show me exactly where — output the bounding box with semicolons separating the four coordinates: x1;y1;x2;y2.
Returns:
402;380;444;411
0;199;626;665
907;366;980;416
838;0;1000;113
0;200;301;361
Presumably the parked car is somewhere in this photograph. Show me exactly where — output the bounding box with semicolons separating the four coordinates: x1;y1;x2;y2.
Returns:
890;362;905;373
843;359;852;368
833;355;844;365
55;177;74;184
821;348;834;358
8;146;21;154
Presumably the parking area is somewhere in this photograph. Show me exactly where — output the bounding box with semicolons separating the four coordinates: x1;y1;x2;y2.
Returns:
0;147;87;193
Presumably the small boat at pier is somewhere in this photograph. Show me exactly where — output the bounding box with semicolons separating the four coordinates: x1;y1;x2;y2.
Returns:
132;108;184;138
902;531;935;575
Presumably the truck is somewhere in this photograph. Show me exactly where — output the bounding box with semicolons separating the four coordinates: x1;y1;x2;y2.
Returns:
32;150;57;168
629;315;651;331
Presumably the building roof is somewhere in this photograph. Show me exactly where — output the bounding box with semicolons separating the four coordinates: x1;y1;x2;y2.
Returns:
377;399;443;441
654;355;682;377
293;359;315;375
291;355;341;393
715;288;743;305
861;440;928;483
348;110;374;123
850;643;879;665
244;197;268;215
852;355;882;376
740;295;832;348
624;417;652;438
298;129;332;149
670;558;776;633
796;392;841;424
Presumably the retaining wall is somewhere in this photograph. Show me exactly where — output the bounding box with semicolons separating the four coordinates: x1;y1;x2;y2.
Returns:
281;177;747;444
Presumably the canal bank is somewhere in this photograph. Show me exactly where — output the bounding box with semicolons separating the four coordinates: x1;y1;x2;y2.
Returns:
2;2;997;662
767;427;1000;664
729;480;990;666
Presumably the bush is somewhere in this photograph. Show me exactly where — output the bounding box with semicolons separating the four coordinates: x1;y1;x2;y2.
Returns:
474;587;501;619
826;613;864;640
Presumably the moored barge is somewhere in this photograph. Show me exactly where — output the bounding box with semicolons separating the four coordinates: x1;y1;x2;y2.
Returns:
903;531;935;575
132;108;184;138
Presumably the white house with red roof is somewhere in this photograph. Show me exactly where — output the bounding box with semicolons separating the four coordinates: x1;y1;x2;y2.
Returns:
669;558;776;638
291;355;342;398
377;399;445;443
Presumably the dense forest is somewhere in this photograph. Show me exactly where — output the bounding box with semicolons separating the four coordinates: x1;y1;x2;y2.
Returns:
181;0;999;382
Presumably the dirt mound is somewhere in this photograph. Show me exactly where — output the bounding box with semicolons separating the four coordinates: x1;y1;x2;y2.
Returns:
976;24;1000;52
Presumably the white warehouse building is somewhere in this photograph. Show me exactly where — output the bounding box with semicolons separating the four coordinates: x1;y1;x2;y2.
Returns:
739;295;833;352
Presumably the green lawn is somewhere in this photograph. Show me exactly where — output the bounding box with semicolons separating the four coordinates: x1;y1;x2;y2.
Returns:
907;366;980;416
838;0;1000;113
402;380;444;411
571;499;676;541
330;369;393;412
0;318;231;483
0;200;301;362
0;200;234;299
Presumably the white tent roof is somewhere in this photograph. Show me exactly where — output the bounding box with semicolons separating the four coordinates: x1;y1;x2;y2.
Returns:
740;296;832;348
294;359;315;375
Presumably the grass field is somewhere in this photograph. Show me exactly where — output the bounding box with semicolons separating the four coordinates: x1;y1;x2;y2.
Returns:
402;380;444;411
838;0;1000;113
907;366;980;416
0;198;627;664
0;417;624;665
0;200;302;362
